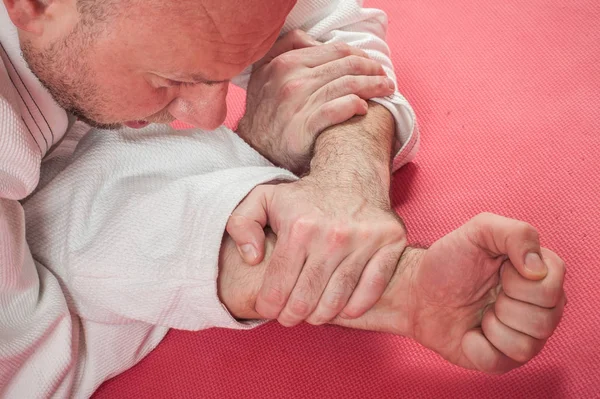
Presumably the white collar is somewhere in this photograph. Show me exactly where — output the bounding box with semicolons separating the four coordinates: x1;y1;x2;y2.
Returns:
0;4;69;156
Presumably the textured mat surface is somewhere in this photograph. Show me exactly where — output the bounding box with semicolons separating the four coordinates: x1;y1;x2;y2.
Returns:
95;1;600;397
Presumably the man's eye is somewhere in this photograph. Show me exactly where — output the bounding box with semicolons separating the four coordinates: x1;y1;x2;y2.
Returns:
166;79;195;88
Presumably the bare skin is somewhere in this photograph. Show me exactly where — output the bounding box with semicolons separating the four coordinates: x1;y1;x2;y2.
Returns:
7;0;298;129
5;0;405;323
5;2;565;371
219;213;566;374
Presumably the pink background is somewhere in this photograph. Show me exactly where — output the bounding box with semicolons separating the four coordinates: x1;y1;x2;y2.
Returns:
96;1;600;397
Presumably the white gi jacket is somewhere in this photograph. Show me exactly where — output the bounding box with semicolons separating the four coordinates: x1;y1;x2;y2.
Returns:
0;0;419;397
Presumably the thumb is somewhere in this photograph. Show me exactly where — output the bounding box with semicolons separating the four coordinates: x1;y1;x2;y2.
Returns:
226;185;273;265
254;29;320;69
468;213;548;280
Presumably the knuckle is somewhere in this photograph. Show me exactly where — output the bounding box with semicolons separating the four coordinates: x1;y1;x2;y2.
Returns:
263;285;286;308
481;307;496;331
290;217;317;242
367;271;388;292
332;42;353;56
289;29;304;39
535;312;555;339
357;228;372;242
226;214;246;232
271;55;294;73
481;311;498;335
387;221;407;241
516;220;539;241
378;77;390;90
289;297;311;317
345;55;362;71
483;357;503;374
318;102;338;122
473;212;491;221
280;79;303;100
554;258;567;277
541;283;563;307
513;339;536;363
305;314;327;326
348;94;362;105
326;225;351;249
471;212;496;227
478;211;496;219
321;291;347;312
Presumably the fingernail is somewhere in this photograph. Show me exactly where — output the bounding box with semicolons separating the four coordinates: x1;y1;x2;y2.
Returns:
240;244;258;261
525;252;547;276
387;78;396;90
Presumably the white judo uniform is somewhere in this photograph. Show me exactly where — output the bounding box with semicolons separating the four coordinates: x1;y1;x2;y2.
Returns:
0;0;419;397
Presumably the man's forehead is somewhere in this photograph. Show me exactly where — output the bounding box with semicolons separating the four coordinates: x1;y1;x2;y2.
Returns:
110;0;297;80
164;0;296;25
195;0;296;37
125;0;296;49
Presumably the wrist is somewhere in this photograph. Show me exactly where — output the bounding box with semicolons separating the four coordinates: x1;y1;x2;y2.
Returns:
330;246;424;341
383;246;425;340
218;230;276;320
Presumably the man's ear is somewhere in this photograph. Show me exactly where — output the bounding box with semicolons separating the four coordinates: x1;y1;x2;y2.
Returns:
3;0;50;34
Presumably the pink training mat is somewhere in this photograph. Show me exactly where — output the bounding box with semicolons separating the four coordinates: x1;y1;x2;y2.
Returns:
96;1;600;397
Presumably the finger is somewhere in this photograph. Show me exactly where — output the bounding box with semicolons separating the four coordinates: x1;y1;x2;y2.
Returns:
313;55;388;83
255;29;320;69
226;215;266;265
277;42;370;68
304;94;368;137
501;248;566;308
462;328;522;374
254;226;311;319
277;244;350;327
481;307;546;364
315;75;395;105
341;241;406;319
495;291;565;340
226;185;274;265
305;250;368;325
467;213;547;280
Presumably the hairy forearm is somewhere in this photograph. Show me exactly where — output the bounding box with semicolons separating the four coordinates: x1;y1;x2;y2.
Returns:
308;102;396;202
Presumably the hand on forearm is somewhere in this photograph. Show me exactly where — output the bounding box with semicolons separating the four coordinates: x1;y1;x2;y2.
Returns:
218;228;413;337
236;31;396;175
226;104;403;326
219;212;567;375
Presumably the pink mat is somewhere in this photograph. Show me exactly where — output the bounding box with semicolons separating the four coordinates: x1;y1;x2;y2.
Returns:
95;1;600;397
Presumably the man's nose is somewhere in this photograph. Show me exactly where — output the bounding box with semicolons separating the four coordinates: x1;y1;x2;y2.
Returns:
168;82;229;130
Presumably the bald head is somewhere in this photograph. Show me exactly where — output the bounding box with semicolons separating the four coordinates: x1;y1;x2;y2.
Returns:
8;0;297;129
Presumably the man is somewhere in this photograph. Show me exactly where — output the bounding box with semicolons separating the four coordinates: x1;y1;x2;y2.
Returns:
0;0;565;397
